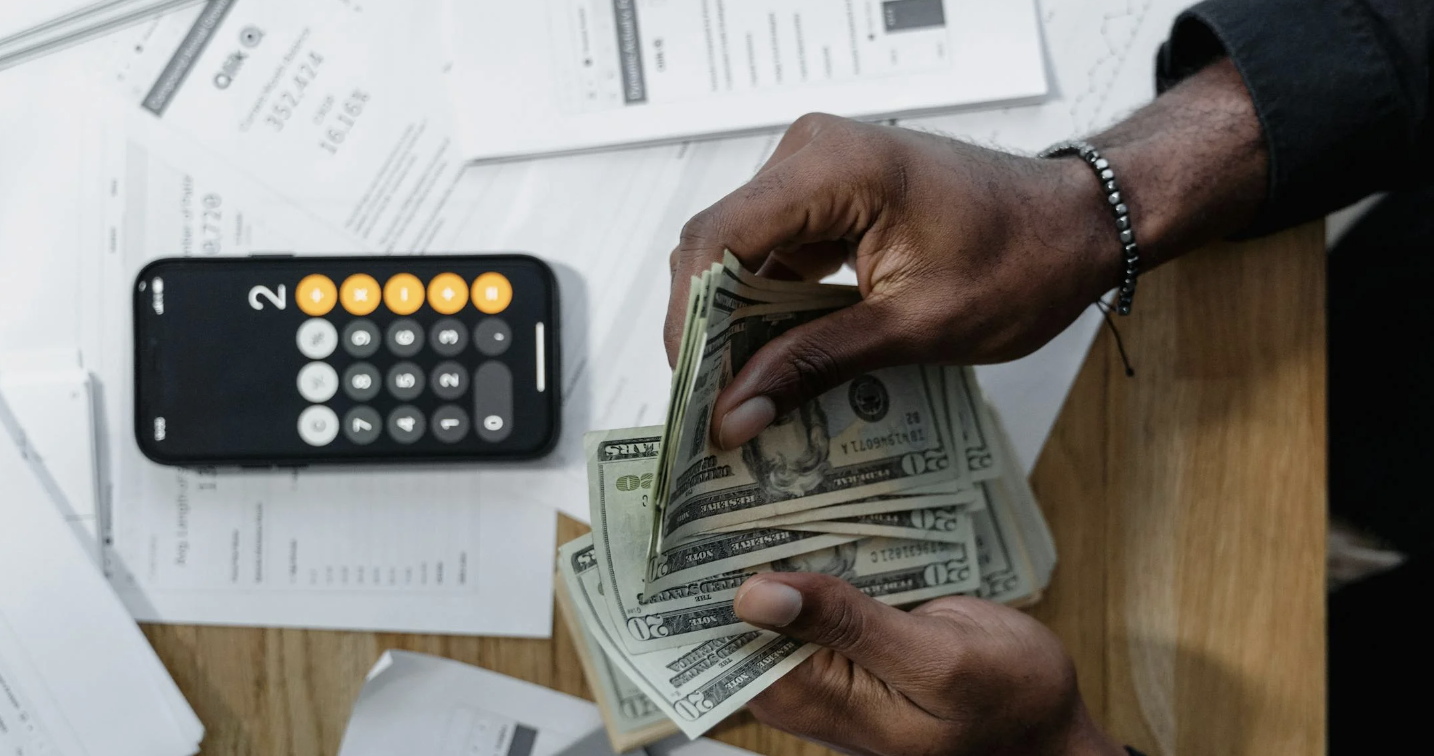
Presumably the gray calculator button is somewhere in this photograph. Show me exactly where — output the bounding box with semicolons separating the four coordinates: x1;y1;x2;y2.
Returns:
342;319;380;358
387;405;426;444
429;318;469;357
431;405;470;444
473;361;513;442
386;318;423;357
474;317;512;357
430;361;469;401
387;361;425;400
298;405;339;446
297;318;338;359
343;362;381;401
343;406;382;445
297;361;339;403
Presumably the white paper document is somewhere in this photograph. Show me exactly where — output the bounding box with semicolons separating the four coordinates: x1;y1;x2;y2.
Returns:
445;0;1048;160
0;396;203;756
339;651;765;756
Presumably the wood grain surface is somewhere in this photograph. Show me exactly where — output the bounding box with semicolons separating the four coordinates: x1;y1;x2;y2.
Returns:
142;224;1327;756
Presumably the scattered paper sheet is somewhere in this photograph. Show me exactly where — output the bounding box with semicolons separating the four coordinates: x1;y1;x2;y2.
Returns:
445;0;1049;160
0;394;203;756
338;651;617;756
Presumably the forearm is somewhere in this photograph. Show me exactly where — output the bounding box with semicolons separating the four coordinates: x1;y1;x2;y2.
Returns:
1057;57;1268;291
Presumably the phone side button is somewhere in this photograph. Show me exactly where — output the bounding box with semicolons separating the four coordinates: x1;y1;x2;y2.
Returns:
473;361;513;443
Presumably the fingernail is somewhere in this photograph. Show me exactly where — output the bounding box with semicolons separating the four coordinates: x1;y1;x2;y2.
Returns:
718;396;776;449
735;579;803;627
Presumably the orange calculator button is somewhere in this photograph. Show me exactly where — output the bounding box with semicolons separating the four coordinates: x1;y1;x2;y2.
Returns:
340;274;381;316
296;274;337;316
427;273;469;315
471;272;513;315
383;273;425;315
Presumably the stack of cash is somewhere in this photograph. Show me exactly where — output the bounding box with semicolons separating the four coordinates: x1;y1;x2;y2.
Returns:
556;254;1057;749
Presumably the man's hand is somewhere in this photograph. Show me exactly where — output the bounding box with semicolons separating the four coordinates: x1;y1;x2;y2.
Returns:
733;574;1126;756
665;59;1265;451
666;114;1118;449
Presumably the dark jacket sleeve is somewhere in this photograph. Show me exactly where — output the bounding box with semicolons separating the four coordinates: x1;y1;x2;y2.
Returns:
1156;0;1434;236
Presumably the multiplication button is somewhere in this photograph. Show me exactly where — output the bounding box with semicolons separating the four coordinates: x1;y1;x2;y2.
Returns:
386;318;423;357
297;318;338;359
387;405;426;444
343;319;380;358
297;362;339;403
431;361;469;400
343;362;381;401
474;318;512;356
298;405;339;446
431;405;469;443
343;406;382;445
430;318;468;357
387;362;425;401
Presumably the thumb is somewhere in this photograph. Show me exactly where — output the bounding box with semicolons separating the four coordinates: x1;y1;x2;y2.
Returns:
734;573;933;685
711;298;911;450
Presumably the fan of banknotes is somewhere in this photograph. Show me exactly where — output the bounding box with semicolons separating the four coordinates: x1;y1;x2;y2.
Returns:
556;253;1057;750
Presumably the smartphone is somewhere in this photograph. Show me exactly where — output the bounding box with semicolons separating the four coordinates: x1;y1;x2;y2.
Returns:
133;255;560;466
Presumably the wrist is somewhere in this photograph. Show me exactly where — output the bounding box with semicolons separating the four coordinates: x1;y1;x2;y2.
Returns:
1038;154;1128;307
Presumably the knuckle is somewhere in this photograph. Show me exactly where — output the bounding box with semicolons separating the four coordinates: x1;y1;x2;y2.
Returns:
679;206;721;249
810;590;867;652
783;340;844;399
789;112;839;139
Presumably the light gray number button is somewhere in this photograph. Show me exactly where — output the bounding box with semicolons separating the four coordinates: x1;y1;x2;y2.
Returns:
297;361;339;403
431;405;470;443
343;406;382;445
297;318;338;359
387;405;426;444
387;362;425;401
298;405;339;446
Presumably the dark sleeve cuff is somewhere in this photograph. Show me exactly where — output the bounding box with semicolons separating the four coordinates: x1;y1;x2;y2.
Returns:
1155;0;1418;237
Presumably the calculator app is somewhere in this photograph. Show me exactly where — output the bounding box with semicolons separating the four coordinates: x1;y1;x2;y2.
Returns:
134;256;559;465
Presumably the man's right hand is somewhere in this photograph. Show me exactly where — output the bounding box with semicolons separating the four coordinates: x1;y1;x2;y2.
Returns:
666;112;1119;449
665;59;1265;452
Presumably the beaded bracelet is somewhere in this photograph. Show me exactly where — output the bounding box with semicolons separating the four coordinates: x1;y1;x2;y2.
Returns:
1038;140;1139;315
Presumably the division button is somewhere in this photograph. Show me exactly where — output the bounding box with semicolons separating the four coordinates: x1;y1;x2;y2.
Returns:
427;272;469;315
429;318;468;357
298;405;340;446
297;361;339;403
343;362;381;401
383;273;425;315
343;406;382;445
342;319;381;358
473;317;512;356
340;274;382;316
430;360;469;401
431;405;470;443
297;274;337;316
385;318;423;357
473;361;513;442
471;272;513;314
296;318;338;359
387;405;426;444
387;361;425;401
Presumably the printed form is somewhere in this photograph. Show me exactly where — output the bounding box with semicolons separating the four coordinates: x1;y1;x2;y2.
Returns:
446;0;1048;159
0;395;203;756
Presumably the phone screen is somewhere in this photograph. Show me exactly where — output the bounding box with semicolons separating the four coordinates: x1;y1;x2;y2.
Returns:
133;255;559;465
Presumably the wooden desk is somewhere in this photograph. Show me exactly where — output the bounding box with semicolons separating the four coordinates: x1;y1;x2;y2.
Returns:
144;225;1327;756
